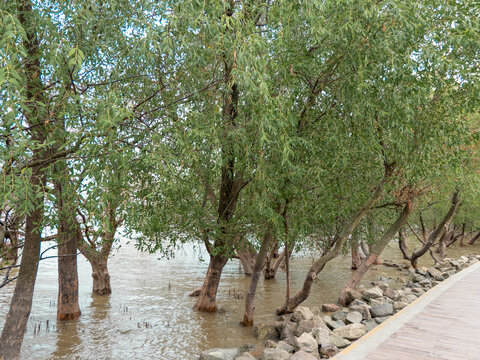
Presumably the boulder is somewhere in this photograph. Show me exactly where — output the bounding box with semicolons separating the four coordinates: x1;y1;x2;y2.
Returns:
345;311;363;324
277;341;295;353
199;348;239;360
368;298;384;307
261;348;290;360
294;320;315;337
374;316;390;324
254;323;279;340
370;303;394;318
376;282;389;292
383;288;398;300
349;299;367;307
345;289;363;304
322;304;340;313
418;279;431;287
294;333;319;356
332;323;368;341
289;350;318;360
348;304;371;321
412;288;426;296
393;301;408;311
427;267;442;278
325;319;345;330
236;353;255;360
331;310;348;322
311;315;330;331
279;320;297;343
362;287;383;300
292;306;315;322
412;274;425;283
328;333;351;348
406;294;418;303
320;345;339;358
312;328;330;346
362;320;377;331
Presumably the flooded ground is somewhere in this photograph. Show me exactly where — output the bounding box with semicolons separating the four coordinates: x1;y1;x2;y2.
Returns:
1;239;478;359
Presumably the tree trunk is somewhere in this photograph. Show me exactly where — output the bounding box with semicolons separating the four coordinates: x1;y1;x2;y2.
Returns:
0;172;46;359
339;200;413;306
398;228;409;260
237;247;257;276
241;231;272;326
351;234;362;270
276;178;386;315
468;229;480;245
193;254;228;312
91;259;111;295
264;241;279;279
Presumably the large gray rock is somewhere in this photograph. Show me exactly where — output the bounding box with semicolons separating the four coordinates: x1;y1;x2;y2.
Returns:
294;320;315;337
328;332;351;348
348;304;371;321
362;319;377;331
412;273;425;283
294;332;319;356
332;323;368;341
320;345;339;358
331;310;348;322
312;328;330;346
277;341;295;353
279;320;296;344
289;350;318;360
199;348;239;360
370;303;394;318
383;288;398;300
393;301;408;310
412;288;426;295
311;315;330;331
362;287;383;300
346;289;363;304
345;311;363;324
261;348;290;360
292;306;315;322
254;323;279;340
236;353;255;360
418;279;431;287
325;319;345;330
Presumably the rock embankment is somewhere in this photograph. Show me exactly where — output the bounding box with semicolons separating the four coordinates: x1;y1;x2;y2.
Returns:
199;254;480;360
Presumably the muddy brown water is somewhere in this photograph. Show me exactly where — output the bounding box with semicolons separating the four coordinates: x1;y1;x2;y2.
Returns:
1;240;479;359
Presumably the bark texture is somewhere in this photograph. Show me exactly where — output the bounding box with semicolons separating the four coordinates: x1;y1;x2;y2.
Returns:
241;231;272;326
193;254;228;312
339;200;413;306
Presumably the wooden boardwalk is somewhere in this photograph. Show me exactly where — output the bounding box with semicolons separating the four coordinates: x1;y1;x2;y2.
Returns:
333;260;480;360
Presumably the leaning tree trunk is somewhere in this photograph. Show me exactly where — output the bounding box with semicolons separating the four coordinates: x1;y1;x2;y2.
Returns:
193;254;228;312
276;178;387;315
339;200;413;306
350;233;362;270
468;229;480;245
241;231;272;326
0;169;46;359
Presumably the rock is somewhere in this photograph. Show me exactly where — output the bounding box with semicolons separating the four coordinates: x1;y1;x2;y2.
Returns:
289;350;318;360
383;288;398;300
348;304;371;321
362;287;383;300
376;282;389;292
325;319;345;330
362;320;377;331
412;288;425;295
279;320;297;343
370;303;394;318
236;353;255;360
238;344;255;354
199;348;239;360
346;290;363;304
312;328;330;346
374;316;390;324
345;311;363;324
254;323;279;340
349;299;367;307
418;279;431;287
277;341;295;353
331;310;348;322
322;304;340;313
393;301;408;310
292;306;315;322
320;345;339;358
406;294;418;303
264;340;277;348
310;306;322;316
261;348;290;360
294;333;319;356
368;298;384;307
427;267;442;278
409;282;422;289
469;258;479;265
311;315;330;331
378;296;394;304
328;333;351;348
294;320;315;337
416;267;428;276
332;323;368;341
412;273;425;283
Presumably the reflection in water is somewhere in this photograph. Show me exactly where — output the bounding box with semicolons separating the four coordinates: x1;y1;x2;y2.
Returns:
0;239;479;359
